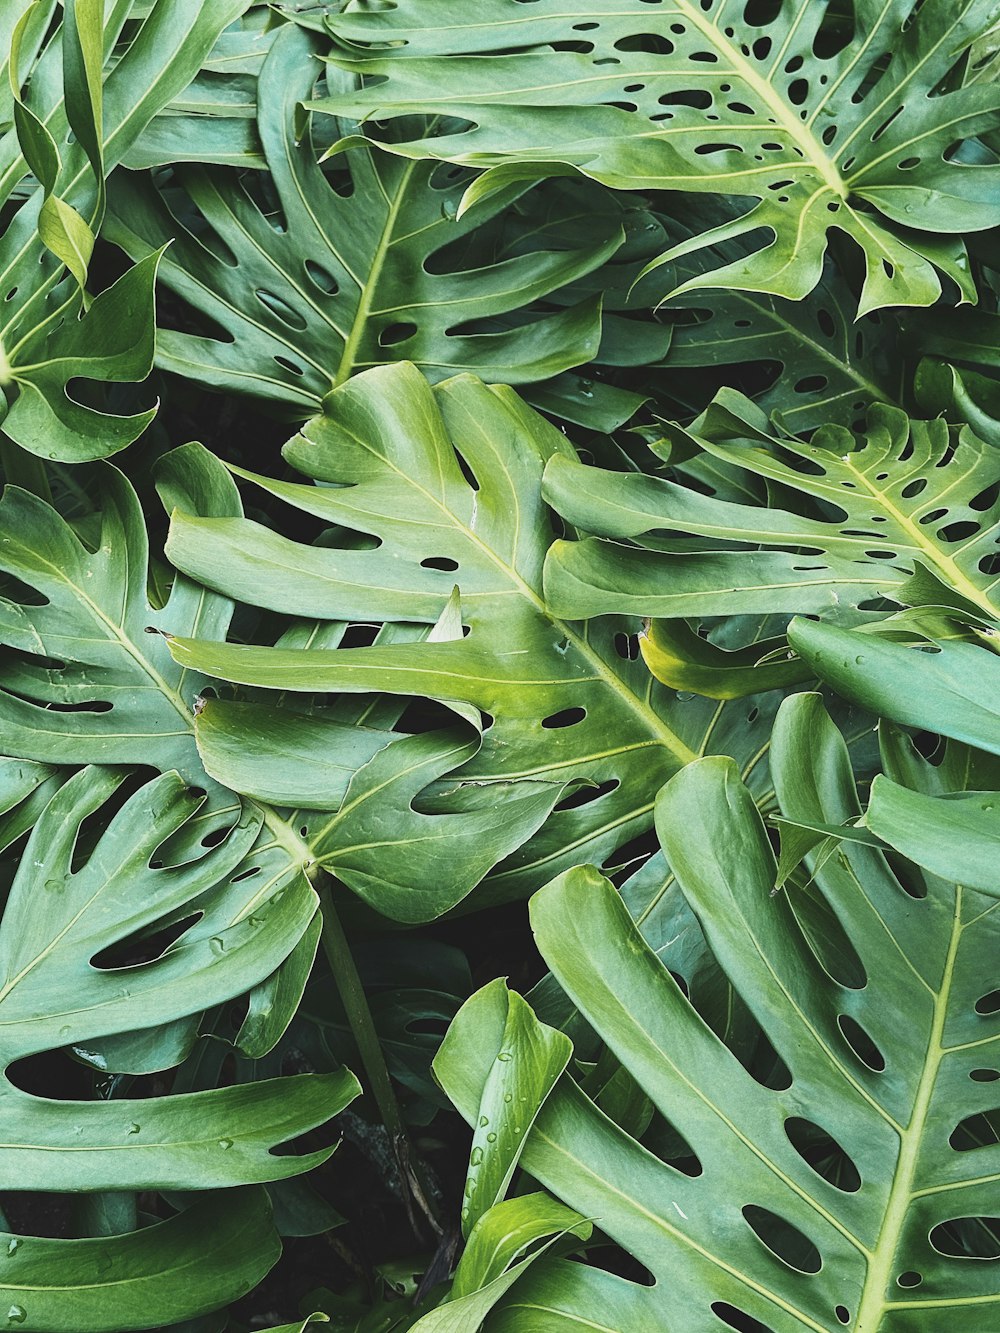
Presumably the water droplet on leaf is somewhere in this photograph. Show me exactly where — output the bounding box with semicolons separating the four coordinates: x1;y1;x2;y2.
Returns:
5;1306;25;1325
218;1137;233;1150
470;1147;483;1165
6;1239;19;1256
125;1122;140;1136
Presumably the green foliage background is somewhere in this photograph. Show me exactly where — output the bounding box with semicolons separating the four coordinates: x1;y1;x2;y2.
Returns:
1;1;1000;1329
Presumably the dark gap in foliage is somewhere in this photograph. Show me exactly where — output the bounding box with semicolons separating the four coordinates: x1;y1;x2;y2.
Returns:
742;1204;822;1273
90;912;203;971
711;1301;775;1333
950;1107;1000;1151
784;1117;862;1192
837;1014;886;1072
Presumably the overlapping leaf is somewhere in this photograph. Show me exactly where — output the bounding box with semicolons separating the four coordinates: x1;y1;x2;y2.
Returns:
164;361;779;906
0;0;248;461
543;393;1000;631
107;23;616;416
436;692;1000;1328
314;0;1000;312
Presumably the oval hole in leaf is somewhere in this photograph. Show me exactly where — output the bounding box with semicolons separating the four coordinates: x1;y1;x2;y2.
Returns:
710;1301;775;1332
304;260;339;295
742;1205;822;1273
554;778;620;813
420;556;459;572
542;707;586;729
896;1270;922;1287
784;1117;862;1192
378;321;418;348
949;1108;1000;1151
838;1015;886;1071
976;989;1000;1015
930;1216;1000;1259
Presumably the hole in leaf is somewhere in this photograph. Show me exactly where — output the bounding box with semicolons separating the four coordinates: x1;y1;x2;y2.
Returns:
794;374;828;393
554;778;620;813
951;1109;1000;1151
901;478;927;499
898;156;921;169
742;1205;822;1273
930;1217;1000;1259
304;260;339;295
659;89;712;109
838;1015;885;1071
91;912;202;970
274;355;304;376
788;78;809;105
615;632;640;660
542;707;586;729
711;1301;775;1333
420;556;459;572
784;1117;862;1192
835;1310;850;1325
896;1270;922;1288
378;321;417;347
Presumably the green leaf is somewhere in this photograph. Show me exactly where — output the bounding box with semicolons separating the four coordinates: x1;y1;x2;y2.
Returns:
106;22;614;413
0;1188;282;1332
789;617;1000;755
543;395;1000;627
865;775;1000;896
314;0;999;311
438;691;1000;1327
0;453;232;779
0;0;249;459
164;362;779;907
436;982;572;1236
639;619;813;699
451;1193;590;1299
0;765;359;1191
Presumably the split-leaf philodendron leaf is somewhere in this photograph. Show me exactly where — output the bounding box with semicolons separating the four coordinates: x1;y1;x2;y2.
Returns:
315;0;999;313
435;692;1000;1328
164;362;781;908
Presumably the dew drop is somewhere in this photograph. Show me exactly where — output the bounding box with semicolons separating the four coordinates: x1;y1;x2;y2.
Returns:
503;1092;513;1103
470;1147;484;1165
514;1125;523;1135
209;936;226;954
217;1137;233;1150
125;1122;140;1136
5;1239;19;1256
486;1131;497;1142
478;1115;489;1128
460;1206;469;1222
6;1306;25;1325
497;1051;512;1062
854;655;865;664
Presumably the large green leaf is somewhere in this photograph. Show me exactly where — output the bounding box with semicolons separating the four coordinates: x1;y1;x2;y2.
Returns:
543;393;1000;630
0;1188;282;1333
313;0;998;312
164;362;779;905
0;0;249;460
0;764;358;1191
106;22;614;415
436;692;1000;1328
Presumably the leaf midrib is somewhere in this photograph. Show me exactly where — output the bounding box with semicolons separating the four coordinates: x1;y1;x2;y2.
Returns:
852;893;963;1330
333;413;699;767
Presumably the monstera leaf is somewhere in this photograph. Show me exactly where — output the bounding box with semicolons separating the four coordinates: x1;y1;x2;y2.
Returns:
435;691;1000;1329
164;361;779;906
106;22;615;416
0;763;358;1326
313;0;999;313
543;393;1000;634
0;0;247;461
0;1188;285;1333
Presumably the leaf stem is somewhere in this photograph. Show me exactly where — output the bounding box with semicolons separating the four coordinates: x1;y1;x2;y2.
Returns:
316;871;442;1236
